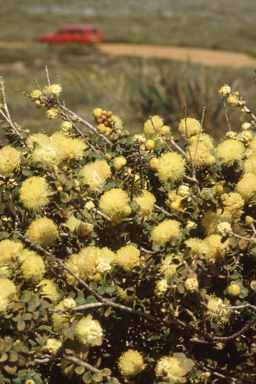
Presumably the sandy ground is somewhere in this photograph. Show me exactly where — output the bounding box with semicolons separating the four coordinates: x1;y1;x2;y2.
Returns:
0;41;256;68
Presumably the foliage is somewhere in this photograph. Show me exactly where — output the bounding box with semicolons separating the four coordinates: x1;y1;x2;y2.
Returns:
0;68;256;384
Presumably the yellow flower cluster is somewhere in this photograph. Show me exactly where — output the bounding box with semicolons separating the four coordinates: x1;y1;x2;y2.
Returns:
184;277;198;292
151;220;181;246
201;209;232;236
21;251;46;284
46;108;60;120
76;314;103;346
28;131;87;168
52;299;72;331
19;176;51;210
0;240;23;277
205;294;231;325
216;139;245;167
154;278;168;297
37;279;59;304
118;350;145;377
157;152;185;187
0;278;16;313
143;115;170;139
221;192;244;221
26;217;59;247
236;173;256;203
134;190;156;218
178;117;202;137
44;84;62;97
93;108;123;136
115;245;140;272
79;160;112;192
185;138;215;169
99;188;129;220
65;246;115;285
46;339;62;354
155;356;183;382
185;235;229;264
0;146;20;177
159;254;183;279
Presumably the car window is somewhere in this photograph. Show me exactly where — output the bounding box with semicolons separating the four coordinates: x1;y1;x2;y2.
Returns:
57;30;64;34
89;29;98;33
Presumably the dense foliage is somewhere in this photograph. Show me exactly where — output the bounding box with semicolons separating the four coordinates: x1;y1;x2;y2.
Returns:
0;71;256;384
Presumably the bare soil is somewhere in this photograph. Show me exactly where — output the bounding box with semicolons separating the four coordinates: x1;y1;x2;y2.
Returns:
0;41;256;68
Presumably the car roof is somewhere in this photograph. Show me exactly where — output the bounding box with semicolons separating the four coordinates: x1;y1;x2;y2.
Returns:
59;25;99;31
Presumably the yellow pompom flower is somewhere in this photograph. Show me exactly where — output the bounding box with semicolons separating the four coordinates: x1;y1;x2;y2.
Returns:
61;121;72;133
26;133;50;149
19;176;51;210
115;245;140;272
52;299;72;331
79;160;112;193
159;254;183;279
21;252;46;284
227;95;238;109
133;190;156;218
157;152;185;186
143;115;164;138
46;108;60;120
205;234;229;264
154;279;168;297
0;146;20;177
221;192;244;221
201;209;232;236
118;350;145;377
236;173;256;203
216;139;245;167
185;278;198;292
0;240;23;277
205;294;231;325
0;278;17;313
178;117;202;138
45;84;62;97
185;141;213;169
218;84;231;96
65;246;113;285
26;217;58;247
185;238;211;259
155;356;182;382
76;315;103;346
37;279;59;304
30;89;43;101
244;155;256;174
46;339;62;354
150;220;181;246
99;188;129;220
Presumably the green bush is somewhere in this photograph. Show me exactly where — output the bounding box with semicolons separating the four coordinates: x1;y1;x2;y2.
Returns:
0;72;256;384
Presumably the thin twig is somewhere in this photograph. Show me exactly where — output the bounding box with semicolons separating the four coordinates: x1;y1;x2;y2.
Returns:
221;93;231;131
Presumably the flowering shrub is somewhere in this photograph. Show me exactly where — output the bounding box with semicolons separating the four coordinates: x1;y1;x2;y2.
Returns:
0;70;256;384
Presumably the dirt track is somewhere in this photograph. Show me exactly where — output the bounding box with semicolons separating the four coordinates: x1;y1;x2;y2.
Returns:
1;41;256;68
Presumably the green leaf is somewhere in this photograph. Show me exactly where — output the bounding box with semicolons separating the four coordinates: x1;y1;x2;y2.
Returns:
17;319;26;331
104;308;112;318
22;169;32;176
105;286;116;294
101;368;112;376
92;372;103;382
97;286;105;295
8;350;19;363
75;366;86;375
60;192;71;203
3;364;17;375
108;377;119;384
152;244;160;252
89;281;97;290
12;379;22;384
20;291;32;303
83;371;93;384
22;313;33;321
11;187;20;197
0;353;8;362
76;297;87;306
17;354;26;367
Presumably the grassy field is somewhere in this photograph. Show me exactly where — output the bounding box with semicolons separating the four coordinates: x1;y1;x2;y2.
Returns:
1;0;256;140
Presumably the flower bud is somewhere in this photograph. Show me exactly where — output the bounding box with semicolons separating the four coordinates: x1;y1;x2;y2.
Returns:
227;283;241;297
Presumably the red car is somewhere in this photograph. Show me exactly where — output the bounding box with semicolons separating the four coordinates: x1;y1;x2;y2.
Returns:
39;25;104;45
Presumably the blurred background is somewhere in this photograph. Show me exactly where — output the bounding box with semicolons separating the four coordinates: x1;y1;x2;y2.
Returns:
1;0;256;141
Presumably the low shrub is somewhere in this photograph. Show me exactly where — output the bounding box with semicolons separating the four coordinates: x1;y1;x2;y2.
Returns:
0;70;256;383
